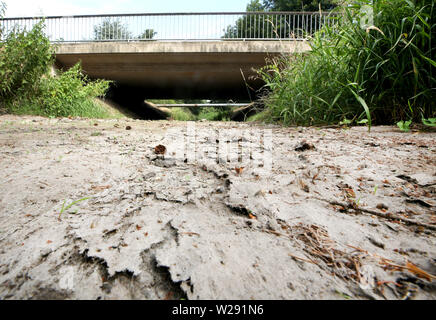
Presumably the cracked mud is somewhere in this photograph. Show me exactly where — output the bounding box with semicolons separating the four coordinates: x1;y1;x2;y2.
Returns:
0;115;435;300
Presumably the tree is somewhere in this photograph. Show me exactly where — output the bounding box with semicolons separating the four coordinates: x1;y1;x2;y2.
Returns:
0;1;6;37
93;18;132;40
93;18;157;40
136;29;157;40
262;0;339;11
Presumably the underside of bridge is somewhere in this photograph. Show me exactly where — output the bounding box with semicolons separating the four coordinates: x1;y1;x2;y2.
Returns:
54;40;309;116
55;41;309;98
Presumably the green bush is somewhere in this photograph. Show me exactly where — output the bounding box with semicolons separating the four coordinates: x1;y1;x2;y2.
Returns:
259;0;435;126
0;21;53;103
1;11;112;118
32;63;110;117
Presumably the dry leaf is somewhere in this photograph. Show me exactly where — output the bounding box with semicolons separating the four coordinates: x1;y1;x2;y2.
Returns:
164;291;174;300
345;188;356;199
47;240;52;244
248;213;257;220
235;167;244;175
154;144;166;155
136;225;142;230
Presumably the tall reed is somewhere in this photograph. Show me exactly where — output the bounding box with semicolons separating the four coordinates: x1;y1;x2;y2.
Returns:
259;0;435;126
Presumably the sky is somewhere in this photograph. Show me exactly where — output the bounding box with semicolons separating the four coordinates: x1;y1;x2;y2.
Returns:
3;0;251;17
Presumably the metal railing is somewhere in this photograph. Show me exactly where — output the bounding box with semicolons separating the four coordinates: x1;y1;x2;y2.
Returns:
0;12;337;42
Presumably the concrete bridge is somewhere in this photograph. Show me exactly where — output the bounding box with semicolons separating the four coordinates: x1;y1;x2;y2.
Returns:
2;12;332;100
55;40;310;100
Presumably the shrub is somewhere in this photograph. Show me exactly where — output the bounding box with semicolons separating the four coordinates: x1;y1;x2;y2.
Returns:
32;63;110;117
0;21;53;104
1;16;112;118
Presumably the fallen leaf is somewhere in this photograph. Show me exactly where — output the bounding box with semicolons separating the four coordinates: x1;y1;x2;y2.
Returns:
344;188;356;199
248;213;257;220
154;144;166;155
235;167;244;175
47;240;52;244
164;291;174;300
136;225;142;230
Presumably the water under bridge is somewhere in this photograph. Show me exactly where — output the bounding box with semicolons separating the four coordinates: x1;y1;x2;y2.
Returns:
2;12;335;101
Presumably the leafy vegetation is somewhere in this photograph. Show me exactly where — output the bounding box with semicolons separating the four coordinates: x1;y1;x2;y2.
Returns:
262;0;339;11
396;120;412;132
224;0;339;39
0;3;113;119
11;63;111;118
257;0;435;126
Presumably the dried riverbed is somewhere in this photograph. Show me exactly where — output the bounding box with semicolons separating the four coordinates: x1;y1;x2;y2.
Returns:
0;115;435;300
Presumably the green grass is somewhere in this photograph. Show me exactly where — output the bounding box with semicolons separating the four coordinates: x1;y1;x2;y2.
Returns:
168;106;232;121
58;197;91;221
169;107;197;121
8;98;113;119
1;20;113;119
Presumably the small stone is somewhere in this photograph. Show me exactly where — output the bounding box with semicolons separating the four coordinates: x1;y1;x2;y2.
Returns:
125;126;132;130
294;140;315;152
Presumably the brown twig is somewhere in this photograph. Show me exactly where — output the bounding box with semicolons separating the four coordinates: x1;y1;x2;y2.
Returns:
315;198;436;231
288;253;318;265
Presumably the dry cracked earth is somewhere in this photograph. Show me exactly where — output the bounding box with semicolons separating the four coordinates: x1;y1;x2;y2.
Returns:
0;115;435;300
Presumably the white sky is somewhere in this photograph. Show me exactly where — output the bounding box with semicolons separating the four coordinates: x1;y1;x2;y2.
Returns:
3;0;250;17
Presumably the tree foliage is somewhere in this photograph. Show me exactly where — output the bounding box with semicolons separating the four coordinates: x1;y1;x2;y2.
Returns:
93;18;157;40
262;0;339;11
224;0;339;39
136;29;157;40
0;21;53;101
93;18;133;40
0;12;111;118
